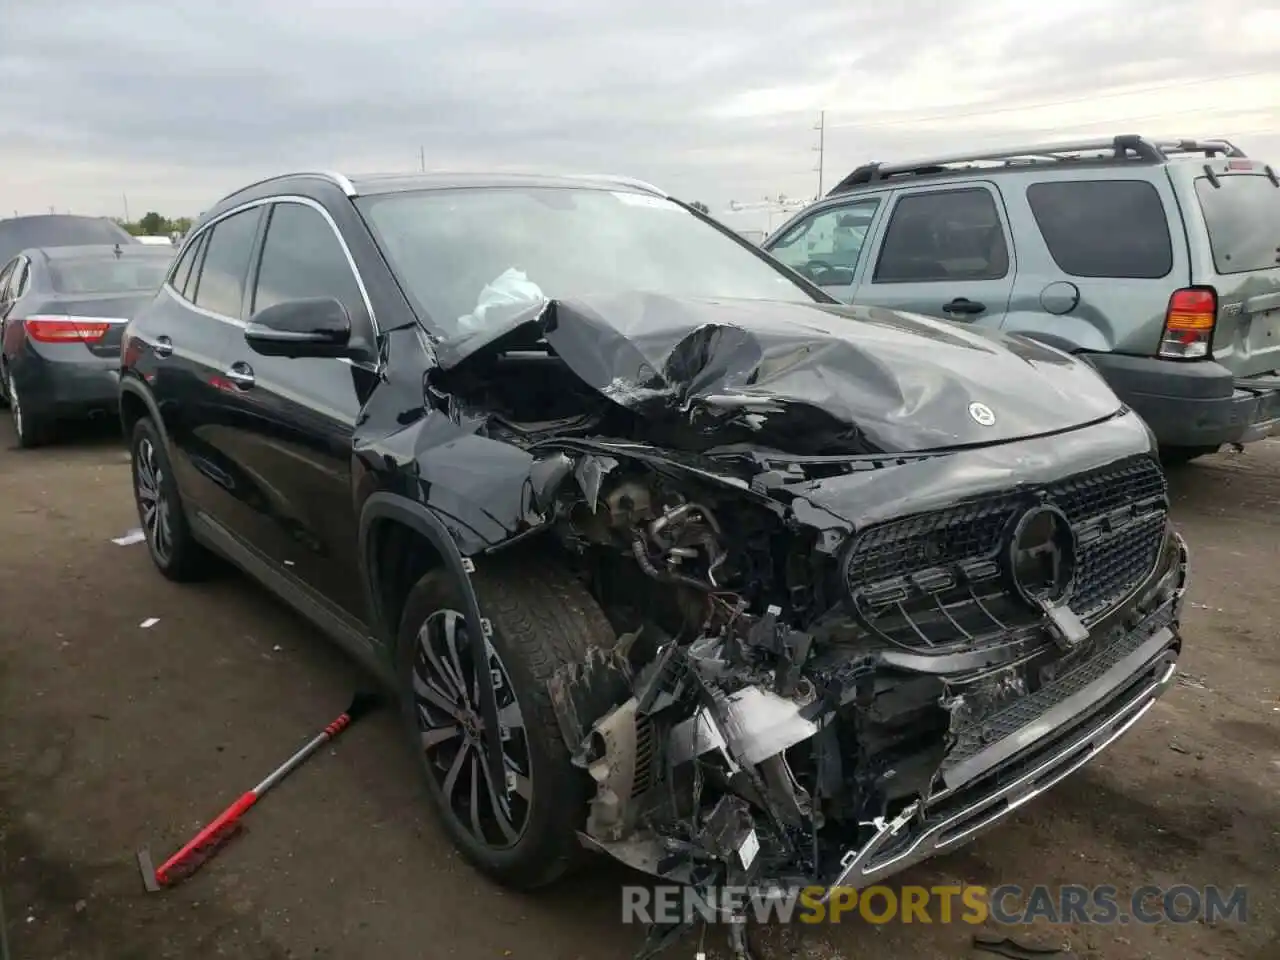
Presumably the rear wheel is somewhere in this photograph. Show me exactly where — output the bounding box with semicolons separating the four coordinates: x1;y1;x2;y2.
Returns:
396;558;614;890
129;417;214;581
7;375;54;449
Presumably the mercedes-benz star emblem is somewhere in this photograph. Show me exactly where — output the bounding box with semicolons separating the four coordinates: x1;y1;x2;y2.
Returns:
1008;504;1077;606
968;401;996;426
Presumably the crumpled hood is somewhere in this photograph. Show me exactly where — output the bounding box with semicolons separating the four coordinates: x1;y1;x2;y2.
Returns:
435;292;1123;454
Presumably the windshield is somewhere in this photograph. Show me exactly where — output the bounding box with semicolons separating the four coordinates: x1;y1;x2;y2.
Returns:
356;187;818;337
49;256;172;295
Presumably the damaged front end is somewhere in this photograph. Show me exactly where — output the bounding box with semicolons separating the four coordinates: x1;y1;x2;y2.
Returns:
536;434;1186;945
421;292;1188;951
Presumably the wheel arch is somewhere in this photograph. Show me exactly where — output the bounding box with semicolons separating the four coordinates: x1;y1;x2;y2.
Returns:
359;491;508;792
119;377;170;449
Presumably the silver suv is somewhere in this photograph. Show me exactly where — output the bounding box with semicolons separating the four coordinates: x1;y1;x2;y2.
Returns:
764;135;1280;465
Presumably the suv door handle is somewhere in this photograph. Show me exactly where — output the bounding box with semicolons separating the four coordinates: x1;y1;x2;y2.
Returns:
942;298;986;316
223;362;255;389
153;335;173;358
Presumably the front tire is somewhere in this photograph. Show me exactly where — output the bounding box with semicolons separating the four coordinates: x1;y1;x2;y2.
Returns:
129;417;214;581
396;558;614;890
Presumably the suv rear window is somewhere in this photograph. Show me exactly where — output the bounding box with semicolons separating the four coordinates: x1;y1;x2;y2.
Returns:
1194;173;1280;275
1026;180;1173;279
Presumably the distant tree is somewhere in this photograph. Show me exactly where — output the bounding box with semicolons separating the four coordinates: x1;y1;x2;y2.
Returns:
138;211;167;235
172;216;193;236
690;201;710;214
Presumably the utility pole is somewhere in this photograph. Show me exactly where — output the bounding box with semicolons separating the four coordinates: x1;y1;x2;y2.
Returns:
813;110;825;199
123;193;130;222
419;145;425;172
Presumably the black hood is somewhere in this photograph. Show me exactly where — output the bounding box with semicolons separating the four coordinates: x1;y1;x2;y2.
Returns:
435;292;1123;455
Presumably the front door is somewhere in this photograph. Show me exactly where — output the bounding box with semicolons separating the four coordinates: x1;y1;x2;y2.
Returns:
851;182;1016;330
213;199;379;623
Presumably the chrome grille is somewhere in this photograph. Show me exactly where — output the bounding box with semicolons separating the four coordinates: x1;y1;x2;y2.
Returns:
844;456;1168;652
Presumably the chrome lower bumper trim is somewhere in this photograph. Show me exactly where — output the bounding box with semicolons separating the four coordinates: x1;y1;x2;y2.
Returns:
820;635;1179;901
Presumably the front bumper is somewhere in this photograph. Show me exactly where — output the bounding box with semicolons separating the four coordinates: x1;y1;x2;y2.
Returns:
816;529;1188;899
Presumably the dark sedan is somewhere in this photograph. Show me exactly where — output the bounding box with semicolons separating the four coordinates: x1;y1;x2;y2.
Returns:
0;243;174;447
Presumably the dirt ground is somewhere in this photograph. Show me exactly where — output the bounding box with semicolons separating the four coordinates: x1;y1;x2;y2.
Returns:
0;419;1276;960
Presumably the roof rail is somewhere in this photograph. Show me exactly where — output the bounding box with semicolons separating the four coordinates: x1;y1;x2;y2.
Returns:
214;170;357;207
827;135;1248;195
571;173;668;197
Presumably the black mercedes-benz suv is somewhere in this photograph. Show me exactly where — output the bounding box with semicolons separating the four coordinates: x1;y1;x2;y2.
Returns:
118;169;1188;954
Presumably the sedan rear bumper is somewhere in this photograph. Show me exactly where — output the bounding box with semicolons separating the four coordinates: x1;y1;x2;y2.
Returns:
11;347;120;418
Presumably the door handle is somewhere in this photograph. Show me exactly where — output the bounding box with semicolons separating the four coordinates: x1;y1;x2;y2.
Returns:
223;362;255;389
153;335;173;358
942;298;986;316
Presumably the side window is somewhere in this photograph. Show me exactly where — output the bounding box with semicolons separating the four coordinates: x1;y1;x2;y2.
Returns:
0;259;16;301
10;259;30;299
181;233;209;300
873;188;1009;283
191;207;263;318
769;199;880;286
168;234;202;298
251;203;365;323
1027;180;1172;279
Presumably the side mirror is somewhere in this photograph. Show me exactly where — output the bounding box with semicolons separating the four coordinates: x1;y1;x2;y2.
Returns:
244;297;352;358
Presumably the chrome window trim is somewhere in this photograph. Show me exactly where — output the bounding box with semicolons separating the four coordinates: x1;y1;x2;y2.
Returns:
162;194;379;337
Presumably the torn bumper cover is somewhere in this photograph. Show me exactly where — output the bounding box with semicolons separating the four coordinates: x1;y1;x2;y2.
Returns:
548;509;1188;905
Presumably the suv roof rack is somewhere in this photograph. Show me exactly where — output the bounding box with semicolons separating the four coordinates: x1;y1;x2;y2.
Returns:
828;135;1247;195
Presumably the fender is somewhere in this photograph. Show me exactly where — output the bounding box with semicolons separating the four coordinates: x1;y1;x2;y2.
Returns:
358;491;506;792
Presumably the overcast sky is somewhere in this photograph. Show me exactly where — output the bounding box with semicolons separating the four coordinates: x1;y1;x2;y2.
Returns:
2;0;1277;230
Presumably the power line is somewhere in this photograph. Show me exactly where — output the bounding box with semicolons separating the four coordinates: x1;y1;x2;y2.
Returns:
813;111;825;198
826;69;1279;131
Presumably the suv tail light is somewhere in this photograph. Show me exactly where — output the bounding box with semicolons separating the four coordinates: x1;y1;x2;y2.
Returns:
23;315;111;344
1159;288;1216;360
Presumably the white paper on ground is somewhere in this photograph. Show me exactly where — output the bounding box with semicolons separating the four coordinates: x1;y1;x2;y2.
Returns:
139;618;160;629
112;529;146;546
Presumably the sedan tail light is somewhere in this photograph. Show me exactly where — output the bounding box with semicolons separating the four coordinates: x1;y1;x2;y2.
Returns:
22;315;112;344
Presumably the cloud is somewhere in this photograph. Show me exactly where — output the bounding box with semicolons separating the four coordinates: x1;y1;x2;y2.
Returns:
0;0;1276;227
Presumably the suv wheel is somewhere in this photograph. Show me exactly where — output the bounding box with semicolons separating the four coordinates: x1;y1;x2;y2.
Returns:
130;417;214;581
396;559;613;890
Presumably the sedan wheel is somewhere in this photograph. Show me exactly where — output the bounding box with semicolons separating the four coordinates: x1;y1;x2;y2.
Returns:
411;609;533;849
9;377;22;438
7;377;51;448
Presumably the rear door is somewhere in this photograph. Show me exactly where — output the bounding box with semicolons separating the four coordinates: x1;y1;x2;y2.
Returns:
851;182;1016;329
1173;160;1280;378
212;198;378;622
129;206;264;520
763;194;888;301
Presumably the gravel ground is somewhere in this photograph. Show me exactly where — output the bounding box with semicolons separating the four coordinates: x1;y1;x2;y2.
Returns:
1;419;1276;960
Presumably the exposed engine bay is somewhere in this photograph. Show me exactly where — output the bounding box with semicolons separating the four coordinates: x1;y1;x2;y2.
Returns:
417;294;1189;957
528;446;1185;957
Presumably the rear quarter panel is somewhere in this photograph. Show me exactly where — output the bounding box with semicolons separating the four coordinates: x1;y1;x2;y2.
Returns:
999;167;1190;355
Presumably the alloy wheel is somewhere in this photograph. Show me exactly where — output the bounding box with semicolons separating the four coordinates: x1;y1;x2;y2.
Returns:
135;437;172;564
412;609;532;849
